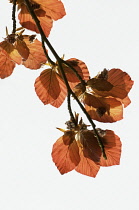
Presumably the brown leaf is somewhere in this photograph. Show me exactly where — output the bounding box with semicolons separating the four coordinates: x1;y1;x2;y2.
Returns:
79;130;102;162
87;78;113;91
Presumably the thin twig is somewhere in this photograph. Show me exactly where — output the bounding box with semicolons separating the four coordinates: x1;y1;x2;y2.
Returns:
67;92;76;125
41;39;55;65
12;0;17;34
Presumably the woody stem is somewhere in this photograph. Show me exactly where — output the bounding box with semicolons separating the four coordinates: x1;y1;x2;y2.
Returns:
41;39;55;65
12;0;17;34
67;92;76;125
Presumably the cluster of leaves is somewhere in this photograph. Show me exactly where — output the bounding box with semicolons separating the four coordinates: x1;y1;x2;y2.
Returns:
0;0;133;177
52;114;122;177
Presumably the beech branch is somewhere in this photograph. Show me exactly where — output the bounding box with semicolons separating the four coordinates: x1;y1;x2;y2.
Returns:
23;0;107;159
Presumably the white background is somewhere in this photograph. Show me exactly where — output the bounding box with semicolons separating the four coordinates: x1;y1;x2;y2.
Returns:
0;0;139;209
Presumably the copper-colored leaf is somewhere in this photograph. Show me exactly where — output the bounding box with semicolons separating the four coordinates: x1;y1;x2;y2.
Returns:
84;93;105;108
120;96;131;108
35;68;67;107
52;132;80;174
93;69;134;99
50;75;67;107
23;37;47;69
35;0;66;20
18;4;53;37
63;58;90;89
0;41;22;65
15;37;29;60
85;97;123;123
87;78;113;91
35;68;60;104
99;130;122;166
75;146;100;178
0;48;15;79
108;69;133;98
79;130;102;162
